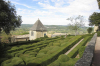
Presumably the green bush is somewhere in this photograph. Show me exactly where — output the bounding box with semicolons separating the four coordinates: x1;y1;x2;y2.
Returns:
82;33;95;38
48;60;60;66
79;46;86;58
53;43;61;46
48;55;78;66
19;54;36;65
2;36;82;66
1;57;25;66
60;58;79;66
36;53;47;58
7;37;59;53
97;31;100;36
25;36;82;66
67;36;91;58
58;54;70;62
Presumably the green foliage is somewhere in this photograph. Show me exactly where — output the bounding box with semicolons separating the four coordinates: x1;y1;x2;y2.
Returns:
67;36;91;58
60;58;79;66
44;35;48;38
89;12;100;30
79;46;86;58
82;33;95;38
0;0;22;34
97;31;100;36
7;36;49;46
53;43;61;46
1;31;11;43
24;36;82;66
48;54;70;66
87;27;93;34
67;15;85;36
48;55;79;66
1;36;83;66
48;36;92;66
48;60;60;66
1;57;25;66
58;54;70;62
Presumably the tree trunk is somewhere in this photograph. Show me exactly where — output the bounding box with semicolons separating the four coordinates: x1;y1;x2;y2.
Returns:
75;30;77;36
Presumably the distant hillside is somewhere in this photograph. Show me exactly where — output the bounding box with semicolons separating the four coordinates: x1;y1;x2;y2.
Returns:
10;24;90;35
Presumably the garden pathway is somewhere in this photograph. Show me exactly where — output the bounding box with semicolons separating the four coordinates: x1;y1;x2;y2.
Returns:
65;39;83;55
92;37;100;66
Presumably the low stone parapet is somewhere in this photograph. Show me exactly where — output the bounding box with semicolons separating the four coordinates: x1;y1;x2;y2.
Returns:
75;33;97;66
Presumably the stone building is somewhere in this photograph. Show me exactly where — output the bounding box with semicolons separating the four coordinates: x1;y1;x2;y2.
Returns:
29;19;47;40
94;25;98;32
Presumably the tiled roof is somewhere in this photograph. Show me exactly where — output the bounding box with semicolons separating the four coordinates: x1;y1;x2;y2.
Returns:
30;19;47;31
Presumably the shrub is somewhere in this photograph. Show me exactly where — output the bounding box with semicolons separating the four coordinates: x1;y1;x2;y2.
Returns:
53;43;61;46
97;31;100;36
48;55;78;66
58;54;70;62
1;57;25;66
60;58;79;66
67;36;91;58
48;60;60;66
25;36;82;66
44;35;48;38
36;53;47;58
19;54;36;65
87;27;93;34
79;46;86;58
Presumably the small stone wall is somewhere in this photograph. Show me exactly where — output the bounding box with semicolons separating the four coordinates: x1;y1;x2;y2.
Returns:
75;33;97;66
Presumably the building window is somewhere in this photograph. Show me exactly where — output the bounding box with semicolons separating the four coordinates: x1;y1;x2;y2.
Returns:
31;31;34;36
44;33;46;36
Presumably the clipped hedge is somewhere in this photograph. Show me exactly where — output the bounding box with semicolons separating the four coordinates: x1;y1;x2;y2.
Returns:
48;54;78;66
25;36;82;66
1;57;25;66
79;46;86;58
7;37;60;53
48;36;92;66
97;31;100;36
67;36;91;58
75;33;97;66
48;54;70;66
7;36;59;46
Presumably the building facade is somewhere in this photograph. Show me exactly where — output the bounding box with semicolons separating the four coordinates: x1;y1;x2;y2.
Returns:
29;19;47;40
94;25;98;32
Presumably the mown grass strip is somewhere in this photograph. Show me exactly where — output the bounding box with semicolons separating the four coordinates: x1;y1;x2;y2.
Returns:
67;36;91;58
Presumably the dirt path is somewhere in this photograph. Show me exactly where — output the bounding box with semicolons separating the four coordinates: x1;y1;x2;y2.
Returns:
92;37;100;66
65;39;83;55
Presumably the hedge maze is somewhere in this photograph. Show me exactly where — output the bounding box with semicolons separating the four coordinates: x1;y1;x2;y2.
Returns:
48;36;92;66
1;34;93;66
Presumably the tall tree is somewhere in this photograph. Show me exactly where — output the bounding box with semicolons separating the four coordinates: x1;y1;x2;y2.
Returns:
97;0;100;9
0;0;22;34
67;15;85;36
89;12;100;31
0;0;22;59
87;27;93;34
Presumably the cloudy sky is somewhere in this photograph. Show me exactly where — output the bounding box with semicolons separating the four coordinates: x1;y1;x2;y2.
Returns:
6;0;100;26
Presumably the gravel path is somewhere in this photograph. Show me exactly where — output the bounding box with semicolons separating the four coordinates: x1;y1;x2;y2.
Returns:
65;39;83;55
92;37;100;66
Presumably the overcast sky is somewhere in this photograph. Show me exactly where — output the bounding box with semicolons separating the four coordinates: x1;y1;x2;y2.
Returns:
6;0;100;26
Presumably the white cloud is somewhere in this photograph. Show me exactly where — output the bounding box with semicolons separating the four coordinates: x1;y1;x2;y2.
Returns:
37;0;99;18
13;0;100;26
10;1;35;9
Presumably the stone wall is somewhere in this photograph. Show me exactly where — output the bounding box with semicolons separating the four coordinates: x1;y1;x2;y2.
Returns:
75;33;97;66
